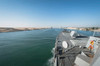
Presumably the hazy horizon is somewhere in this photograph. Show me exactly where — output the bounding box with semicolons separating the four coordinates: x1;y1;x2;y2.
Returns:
0;0;100;27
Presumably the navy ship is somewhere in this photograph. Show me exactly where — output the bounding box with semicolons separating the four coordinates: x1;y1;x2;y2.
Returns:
54;30;100;66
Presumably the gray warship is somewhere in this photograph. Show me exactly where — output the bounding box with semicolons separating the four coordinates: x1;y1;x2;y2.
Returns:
54;30;100;66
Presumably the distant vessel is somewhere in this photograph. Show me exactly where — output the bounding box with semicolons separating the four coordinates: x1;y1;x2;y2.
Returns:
54;30;100;66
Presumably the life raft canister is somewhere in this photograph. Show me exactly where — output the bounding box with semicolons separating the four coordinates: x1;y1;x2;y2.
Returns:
88;45;93;50
90;40;94;45
88;40;94;50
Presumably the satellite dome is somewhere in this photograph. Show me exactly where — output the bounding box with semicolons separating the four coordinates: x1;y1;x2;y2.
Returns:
62;41;68;48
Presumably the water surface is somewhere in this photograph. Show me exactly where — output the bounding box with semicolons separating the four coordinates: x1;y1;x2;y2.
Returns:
0;29;99;66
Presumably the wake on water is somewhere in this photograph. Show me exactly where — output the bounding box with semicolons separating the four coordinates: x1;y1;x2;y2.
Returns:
47;48;55;66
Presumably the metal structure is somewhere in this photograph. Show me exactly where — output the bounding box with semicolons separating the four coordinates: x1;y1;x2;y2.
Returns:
54;30;100;66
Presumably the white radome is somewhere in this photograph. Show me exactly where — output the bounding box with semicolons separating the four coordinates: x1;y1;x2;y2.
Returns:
62;41;68;48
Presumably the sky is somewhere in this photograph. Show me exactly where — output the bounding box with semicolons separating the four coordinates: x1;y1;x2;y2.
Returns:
0;0;100;28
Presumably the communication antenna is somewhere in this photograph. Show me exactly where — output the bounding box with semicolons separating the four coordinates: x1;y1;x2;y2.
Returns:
93;31;95;37
92;27;95;36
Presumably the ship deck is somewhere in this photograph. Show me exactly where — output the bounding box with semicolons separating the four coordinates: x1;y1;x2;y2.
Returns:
55;31;89;66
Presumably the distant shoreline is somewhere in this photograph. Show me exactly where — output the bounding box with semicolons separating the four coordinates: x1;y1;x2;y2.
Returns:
0;27;100;33
0;27;47;33
64;27;100;32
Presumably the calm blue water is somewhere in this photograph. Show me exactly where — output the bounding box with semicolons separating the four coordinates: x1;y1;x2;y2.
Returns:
0;29;99;66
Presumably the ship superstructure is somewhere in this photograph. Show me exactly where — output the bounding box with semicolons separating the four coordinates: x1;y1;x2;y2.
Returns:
54;30;100;66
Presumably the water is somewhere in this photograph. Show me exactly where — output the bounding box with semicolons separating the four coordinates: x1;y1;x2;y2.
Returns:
0;29;62;66
0;29;99;66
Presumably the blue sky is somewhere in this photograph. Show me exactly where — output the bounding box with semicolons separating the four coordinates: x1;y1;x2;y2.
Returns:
0;0;100;27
